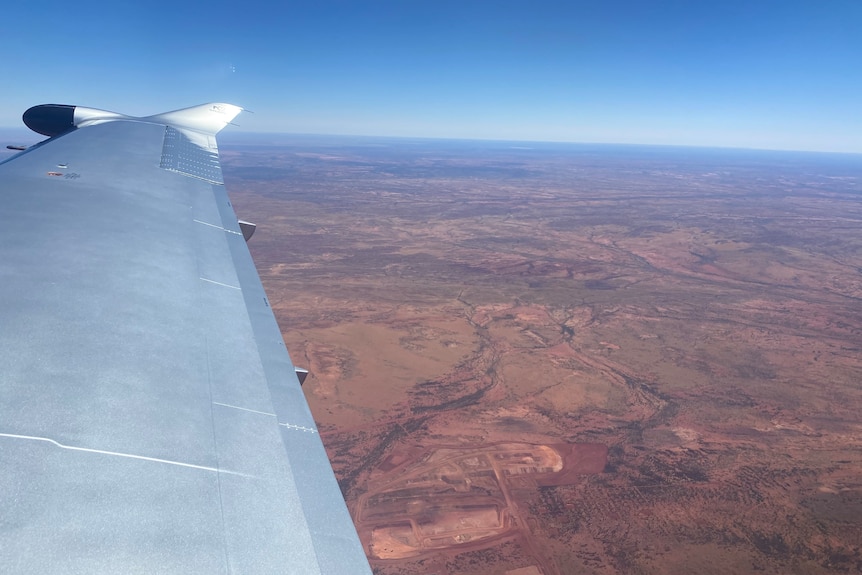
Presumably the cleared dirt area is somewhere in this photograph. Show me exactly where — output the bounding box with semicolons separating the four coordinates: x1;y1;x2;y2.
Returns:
356;442;605;561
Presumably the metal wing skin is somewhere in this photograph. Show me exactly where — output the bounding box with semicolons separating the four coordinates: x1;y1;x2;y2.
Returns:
0;104;372;574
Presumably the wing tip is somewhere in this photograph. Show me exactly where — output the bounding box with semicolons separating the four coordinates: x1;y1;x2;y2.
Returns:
145;103;244;136
19;102;245;137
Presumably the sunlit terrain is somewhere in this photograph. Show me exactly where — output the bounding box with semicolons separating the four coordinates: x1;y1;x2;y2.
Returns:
222;135;862;575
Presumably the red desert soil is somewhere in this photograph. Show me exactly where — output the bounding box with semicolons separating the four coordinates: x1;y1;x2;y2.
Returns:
222;137;862;575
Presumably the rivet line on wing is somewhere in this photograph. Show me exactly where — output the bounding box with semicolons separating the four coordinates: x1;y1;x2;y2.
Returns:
212;402;276;417
193;218;242;236
199;277;241;290
279;423;318;434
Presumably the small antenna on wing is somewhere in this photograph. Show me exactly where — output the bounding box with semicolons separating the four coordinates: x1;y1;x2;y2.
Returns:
6;145;27;151
228;108;252;127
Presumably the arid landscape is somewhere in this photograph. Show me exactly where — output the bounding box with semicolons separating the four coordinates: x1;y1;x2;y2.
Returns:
220;134;862;575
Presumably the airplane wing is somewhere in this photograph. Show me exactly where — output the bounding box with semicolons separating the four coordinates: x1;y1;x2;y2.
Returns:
0;104;372;574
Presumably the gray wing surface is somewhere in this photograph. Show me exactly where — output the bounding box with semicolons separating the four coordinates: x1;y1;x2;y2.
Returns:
0;104;372;574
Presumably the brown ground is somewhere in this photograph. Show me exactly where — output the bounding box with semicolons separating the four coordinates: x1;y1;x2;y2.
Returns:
222;136;862;575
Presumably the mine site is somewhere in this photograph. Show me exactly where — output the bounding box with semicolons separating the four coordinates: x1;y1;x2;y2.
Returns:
222;135;862;575
360;442;607;561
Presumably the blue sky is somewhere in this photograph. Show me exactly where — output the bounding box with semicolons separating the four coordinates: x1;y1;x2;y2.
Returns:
2;0;861;152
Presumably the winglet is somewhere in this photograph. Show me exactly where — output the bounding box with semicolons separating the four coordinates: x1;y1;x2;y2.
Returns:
22;103;243;137
144;103;243;136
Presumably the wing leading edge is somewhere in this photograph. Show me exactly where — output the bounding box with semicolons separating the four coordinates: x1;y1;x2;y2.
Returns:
0;104;372;574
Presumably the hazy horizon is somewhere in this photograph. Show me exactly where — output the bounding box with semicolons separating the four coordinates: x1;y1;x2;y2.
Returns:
5;125;861;159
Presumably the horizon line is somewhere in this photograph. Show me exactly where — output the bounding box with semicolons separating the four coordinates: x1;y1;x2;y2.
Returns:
218;130;862;157
1;124;860;157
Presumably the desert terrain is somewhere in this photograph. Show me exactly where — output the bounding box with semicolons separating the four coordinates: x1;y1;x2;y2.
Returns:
220;134;862;575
